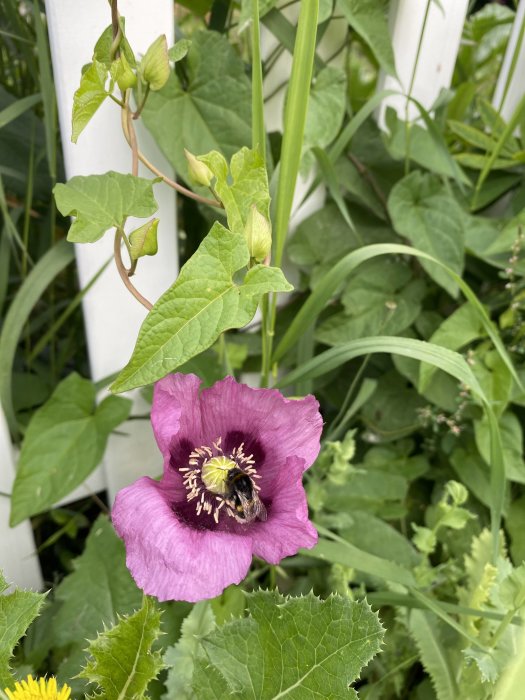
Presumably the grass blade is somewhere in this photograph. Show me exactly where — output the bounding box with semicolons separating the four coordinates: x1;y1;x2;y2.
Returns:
0;239;74;437
272;243;520;392
0;93;41;129
251;0;265;161
273;0;319;267
32;0;56;180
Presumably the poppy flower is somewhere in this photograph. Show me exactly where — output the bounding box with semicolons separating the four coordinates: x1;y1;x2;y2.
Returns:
112;373;323;602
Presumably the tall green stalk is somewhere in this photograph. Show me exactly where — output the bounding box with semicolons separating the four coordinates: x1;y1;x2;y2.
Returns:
262;0;319;385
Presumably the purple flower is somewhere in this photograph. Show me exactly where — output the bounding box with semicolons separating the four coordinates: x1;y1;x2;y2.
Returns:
112;373;323;602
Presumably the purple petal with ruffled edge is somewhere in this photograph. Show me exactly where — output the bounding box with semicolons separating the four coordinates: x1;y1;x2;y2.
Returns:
251;456;318;563
113;373;324;602
112;476;253;602
200;376;323;493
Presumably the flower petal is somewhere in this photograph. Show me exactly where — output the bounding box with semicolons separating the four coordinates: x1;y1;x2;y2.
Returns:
112;476;253;602
251;456;318;564
151;373;203;456
200;376;323;486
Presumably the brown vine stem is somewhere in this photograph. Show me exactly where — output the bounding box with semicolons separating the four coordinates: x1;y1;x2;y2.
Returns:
119;108;223;209
113;229;153;311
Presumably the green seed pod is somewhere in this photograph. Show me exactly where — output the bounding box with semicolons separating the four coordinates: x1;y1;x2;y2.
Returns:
184;149;214;187
244;204;272;262
140;35;170;91
111;53;137;91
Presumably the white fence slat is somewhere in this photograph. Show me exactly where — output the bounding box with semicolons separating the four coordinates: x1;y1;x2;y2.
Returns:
0;408;44;591
45;0;178;506
492;0;525;122
377;0;469;127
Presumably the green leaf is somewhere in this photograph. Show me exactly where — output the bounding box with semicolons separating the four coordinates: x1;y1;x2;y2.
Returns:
10;373;131;525
168;39;191;63
388;171;465;295
419;303;485;390
0;239;75;436
0;571;46;691
163;602;216;700
305;529;416;587
475;412;525;484
303;66;347;167
111;223;292;392
93;21;136;68
80;596;163;699
448;120;500;152
338;0;396;76
51;515;143;691
192;590;384;699
316;258;424;344
199;147;270;233
129;218;159;259
495;625;525;699
142;31;251;180
54;171;158;243
71;60;108;143
409;611;457;700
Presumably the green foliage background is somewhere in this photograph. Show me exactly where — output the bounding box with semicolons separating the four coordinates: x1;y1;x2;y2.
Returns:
2;0;525;698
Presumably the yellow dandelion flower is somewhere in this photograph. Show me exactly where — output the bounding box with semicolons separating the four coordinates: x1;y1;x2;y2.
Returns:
4;675;71;700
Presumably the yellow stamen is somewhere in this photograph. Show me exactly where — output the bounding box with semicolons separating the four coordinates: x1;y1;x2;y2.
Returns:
4;675;71;700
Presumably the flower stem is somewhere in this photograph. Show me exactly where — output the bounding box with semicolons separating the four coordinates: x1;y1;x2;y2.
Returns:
113;228;153;311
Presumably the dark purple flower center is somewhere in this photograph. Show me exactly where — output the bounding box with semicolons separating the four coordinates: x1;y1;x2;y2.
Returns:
178;437;263;524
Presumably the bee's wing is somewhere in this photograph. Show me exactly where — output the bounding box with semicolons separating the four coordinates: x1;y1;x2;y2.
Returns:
237;491;267;522
252;494;267;522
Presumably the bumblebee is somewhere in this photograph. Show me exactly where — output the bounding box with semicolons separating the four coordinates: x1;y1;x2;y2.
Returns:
226;468;267;523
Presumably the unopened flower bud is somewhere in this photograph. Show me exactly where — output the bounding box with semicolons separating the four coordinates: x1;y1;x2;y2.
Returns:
244;204;272;262
140;35;170;91
111;53;137;91
184;149;213;187
129;219;159;260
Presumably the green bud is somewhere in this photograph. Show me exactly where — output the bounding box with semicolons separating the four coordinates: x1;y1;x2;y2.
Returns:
244;204;272;262
111;53;137;91
129;219;159;260
445;480;468;506
184;149;214;187
140;35;170;91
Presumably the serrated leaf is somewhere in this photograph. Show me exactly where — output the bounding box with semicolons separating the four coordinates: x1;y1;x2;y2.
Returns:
388;171;465;295
409;610;457;700
51;515;143;692
71;60;108;143
338;0;396;76
192;590;384;699
168;38;191;62
54;171;158;243
10;374;131;525
80;596;163;699
199;147;270;234
142;31;251;180
129;218;159;259
163;602;216;700
0;571;46;690
111;223;292;392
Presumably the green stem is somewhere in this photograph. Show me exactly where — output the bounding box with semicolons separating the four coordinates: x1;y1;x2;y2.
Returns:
133;83;150;120
490;608;516;649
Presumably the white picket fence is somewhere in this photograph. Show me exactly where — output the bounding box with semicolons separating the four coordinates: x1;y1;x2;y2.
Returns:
1;0;523;591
